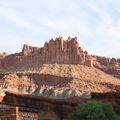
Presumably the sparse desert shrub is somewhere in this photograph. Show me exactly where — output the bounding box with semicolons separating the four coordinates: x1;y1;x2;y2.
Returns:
69;101;119;120
39;117;51;120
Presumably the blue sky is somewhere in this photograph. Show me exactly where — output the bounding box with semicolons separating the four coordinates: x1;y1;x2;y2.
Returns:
0;0;120;58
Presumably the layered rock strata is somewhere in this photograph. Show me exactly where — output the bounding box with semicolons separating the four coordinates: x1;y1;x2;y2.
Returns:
0;37;93;71
94;56;120;78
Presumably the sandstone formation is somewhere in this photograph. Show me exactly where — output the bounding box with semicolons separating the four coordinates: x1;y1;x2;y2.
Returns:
0;64;120;98
0;36;119;79
0;52;7;60
94;56;120;78
0;36;120;99
0;36;93;72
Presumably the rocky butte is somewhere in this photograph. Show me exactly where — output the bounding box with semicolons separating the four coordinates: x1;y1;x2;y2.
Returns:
0;36;120;78
0;36;94;71
0;36;120;98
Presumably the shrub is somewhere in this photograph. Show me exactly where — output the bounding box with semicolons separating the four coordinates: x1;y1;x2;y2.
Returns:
69;101;119;120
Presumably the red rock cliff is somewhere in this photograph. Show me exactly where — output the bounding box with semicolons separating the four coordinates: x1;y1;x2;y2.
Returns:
0;37;93;70
94;56;120;78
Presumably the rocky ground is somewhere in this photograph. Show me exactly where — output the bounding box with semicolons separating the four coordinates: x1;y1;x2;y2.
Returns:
0;64;120;98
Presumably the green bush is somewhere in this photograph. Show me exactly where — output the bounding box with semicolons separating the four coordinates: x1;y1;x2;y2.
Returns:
70;101;119;120
39;117;51;120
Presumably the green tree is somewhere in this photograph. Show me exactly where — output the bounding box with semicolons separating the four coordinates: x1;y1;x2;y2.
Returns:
70;101;119;120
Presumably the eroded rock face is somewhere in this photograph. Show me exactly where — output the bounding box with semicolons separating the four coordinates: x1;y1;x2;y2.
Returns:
0;36;120;94
22;44;39;56
0;72;90;98
0;37;94;71
33;87;84;99
1;68;120;98
94;56;120;78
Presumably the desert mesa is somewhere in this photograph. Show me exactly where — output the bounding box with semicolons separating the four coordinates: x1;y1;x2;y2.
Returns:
0;36;120;98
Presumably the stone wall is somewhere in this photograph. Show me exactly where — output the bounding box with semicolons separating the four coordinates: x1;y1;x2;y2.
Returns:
19;111;38;120
0;107;19;120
